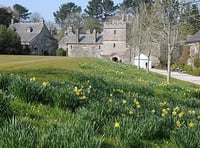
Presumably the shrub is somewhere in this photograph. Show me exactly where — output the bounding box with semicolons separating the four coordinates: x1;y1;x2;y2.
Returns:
194;58;200;68
56;48;66;56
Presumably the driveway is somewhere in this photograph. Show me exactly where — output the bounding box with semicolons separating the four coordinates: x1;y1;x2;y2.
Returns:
150;69;200;85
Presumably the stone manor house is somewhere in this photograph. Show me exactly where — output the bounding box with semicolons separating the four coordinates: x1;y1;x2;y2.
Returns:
59;15;160;67
59;15;130;64
10;19;58;55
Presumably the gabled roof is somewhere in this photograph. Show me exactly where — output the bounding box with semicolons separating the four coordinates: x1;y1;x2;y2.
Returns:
59;32;103;44
10;22;44;44
185;30;200;43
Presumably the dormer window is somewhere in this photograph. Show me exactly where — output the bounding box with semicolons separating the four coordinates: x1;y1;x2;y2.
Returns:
27;27;33;33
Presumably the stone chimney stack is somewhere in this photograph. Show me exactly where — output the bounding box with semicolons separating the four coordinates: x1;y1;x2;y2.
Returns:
11;18;14;24
93;29;97;43
76;28;79;43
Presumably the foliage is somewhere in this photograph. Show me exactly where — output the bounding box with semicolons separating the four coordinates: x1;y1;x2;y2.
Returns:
0;25;21;54
13;4;32;21
56;48;66;56
0;8;12;27
85;0;117;20
1;56;200;147
53;2;82;29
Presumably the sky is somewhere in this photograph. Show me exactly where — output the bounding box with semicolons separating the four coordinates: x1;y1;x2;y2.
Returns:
1;0;123;22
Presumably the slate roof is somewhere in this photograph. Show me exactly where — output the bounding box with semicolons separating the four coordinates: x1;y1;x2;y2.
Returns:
185;30;200;43
10;22;44;44
60;32;103;44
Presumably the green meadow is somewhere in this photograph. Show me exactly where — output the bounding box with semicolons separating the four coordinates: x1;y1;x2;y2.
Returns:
0;55;200;147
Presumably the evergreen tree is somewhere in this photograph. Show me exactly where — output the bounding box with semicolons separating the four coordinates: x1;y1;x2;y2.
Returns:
102;0;118;20
84;0;103;19
188;4;200;31
53;2;81;29
0;8;12;27
13;4;31;21
0;25;21;54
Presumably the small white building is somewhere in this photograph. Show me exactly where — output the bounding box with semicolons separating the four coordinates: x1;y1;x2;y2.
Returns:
134;54;152;69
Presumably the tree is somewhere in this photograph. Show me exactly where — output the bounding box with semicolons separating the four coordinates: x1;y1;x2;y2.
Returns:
0;8;12;27
187;4;200;31
0;25;21;54
85;0;103;19
30;12;42;22
45;21;57;36
53;2;82;29
13;4;31;21
102;0;118;20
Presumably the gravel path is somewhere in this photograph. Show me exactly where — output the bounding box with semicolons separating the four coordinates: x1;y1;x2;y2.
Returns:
150;69;200;85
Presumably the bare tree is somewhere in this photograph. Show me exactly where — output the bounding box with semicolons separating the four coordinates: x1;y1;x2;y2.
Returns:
30;12;42;22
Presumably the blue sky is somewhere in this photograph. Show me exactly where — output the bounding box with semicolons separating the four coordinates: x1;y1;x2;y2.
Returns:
1;0;123;22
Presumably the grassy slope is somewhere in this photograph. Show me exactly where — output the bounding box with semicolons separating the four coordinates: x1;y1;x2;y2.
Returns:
0;55;197;87
1;55;200;147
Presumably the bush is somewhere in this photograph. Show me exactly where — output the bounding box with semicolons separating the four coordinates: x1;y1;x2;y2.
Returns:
194;58;200;68
56;48;66;56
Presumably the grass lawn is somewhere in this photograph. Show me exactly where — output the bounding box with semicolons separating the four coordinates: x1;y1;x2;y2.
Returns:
0;55;200;147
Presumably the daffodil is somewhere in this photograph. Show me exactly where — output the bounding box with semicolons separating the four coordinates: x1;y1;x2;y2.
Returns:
122;99;127;104
151;109;156;113
189;122;195;128
42;81;49;87
178;112;184;118
136;104;141;109
121;114;126;117
173;106;180;112
80;95;86;100
129;110;134;115
188;110;195;115
30;77;36;81
114;122;120;128
108;98;112;103
172;111;177;116
176;120;181;128
197;116;200;120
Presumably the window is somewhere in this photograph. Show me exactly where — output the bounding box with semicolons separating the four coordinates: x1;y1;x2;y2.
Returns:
113;43;116;48
114;30;116;34
27;27;33;33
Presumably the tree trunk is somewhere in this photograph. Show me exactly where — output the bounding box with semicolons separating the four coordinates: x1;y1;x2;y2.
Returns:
167;47;172;82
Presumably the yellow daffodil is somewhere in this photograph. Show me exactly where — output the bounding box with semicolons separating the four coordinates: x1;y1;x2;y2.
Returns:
172;111;177;116
129;110;134;115
110;93;113;97
108;98;112;103
136;104;141;109
151;109;156;113
173;106;180;112
114;122;120;128
122;99;127;104
135;101;140;105
197;116;200;120
178;112;184;118
42;81;49;87
176;120;181;128
80;95;86;100
189;122;195;128
30;77;36;81
188;110;195;115
121;114;126;117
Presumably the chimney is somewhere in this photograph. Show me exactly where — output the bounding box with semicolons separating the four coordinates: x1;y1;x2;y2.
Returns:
93;29;97;43
76;28;79;43
11;18;14;24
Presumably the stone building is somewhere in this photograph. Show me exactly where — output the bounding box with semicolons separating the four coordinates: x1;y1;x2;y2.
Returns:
183;31;200;67
59;15;131;63
10;19;58;55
